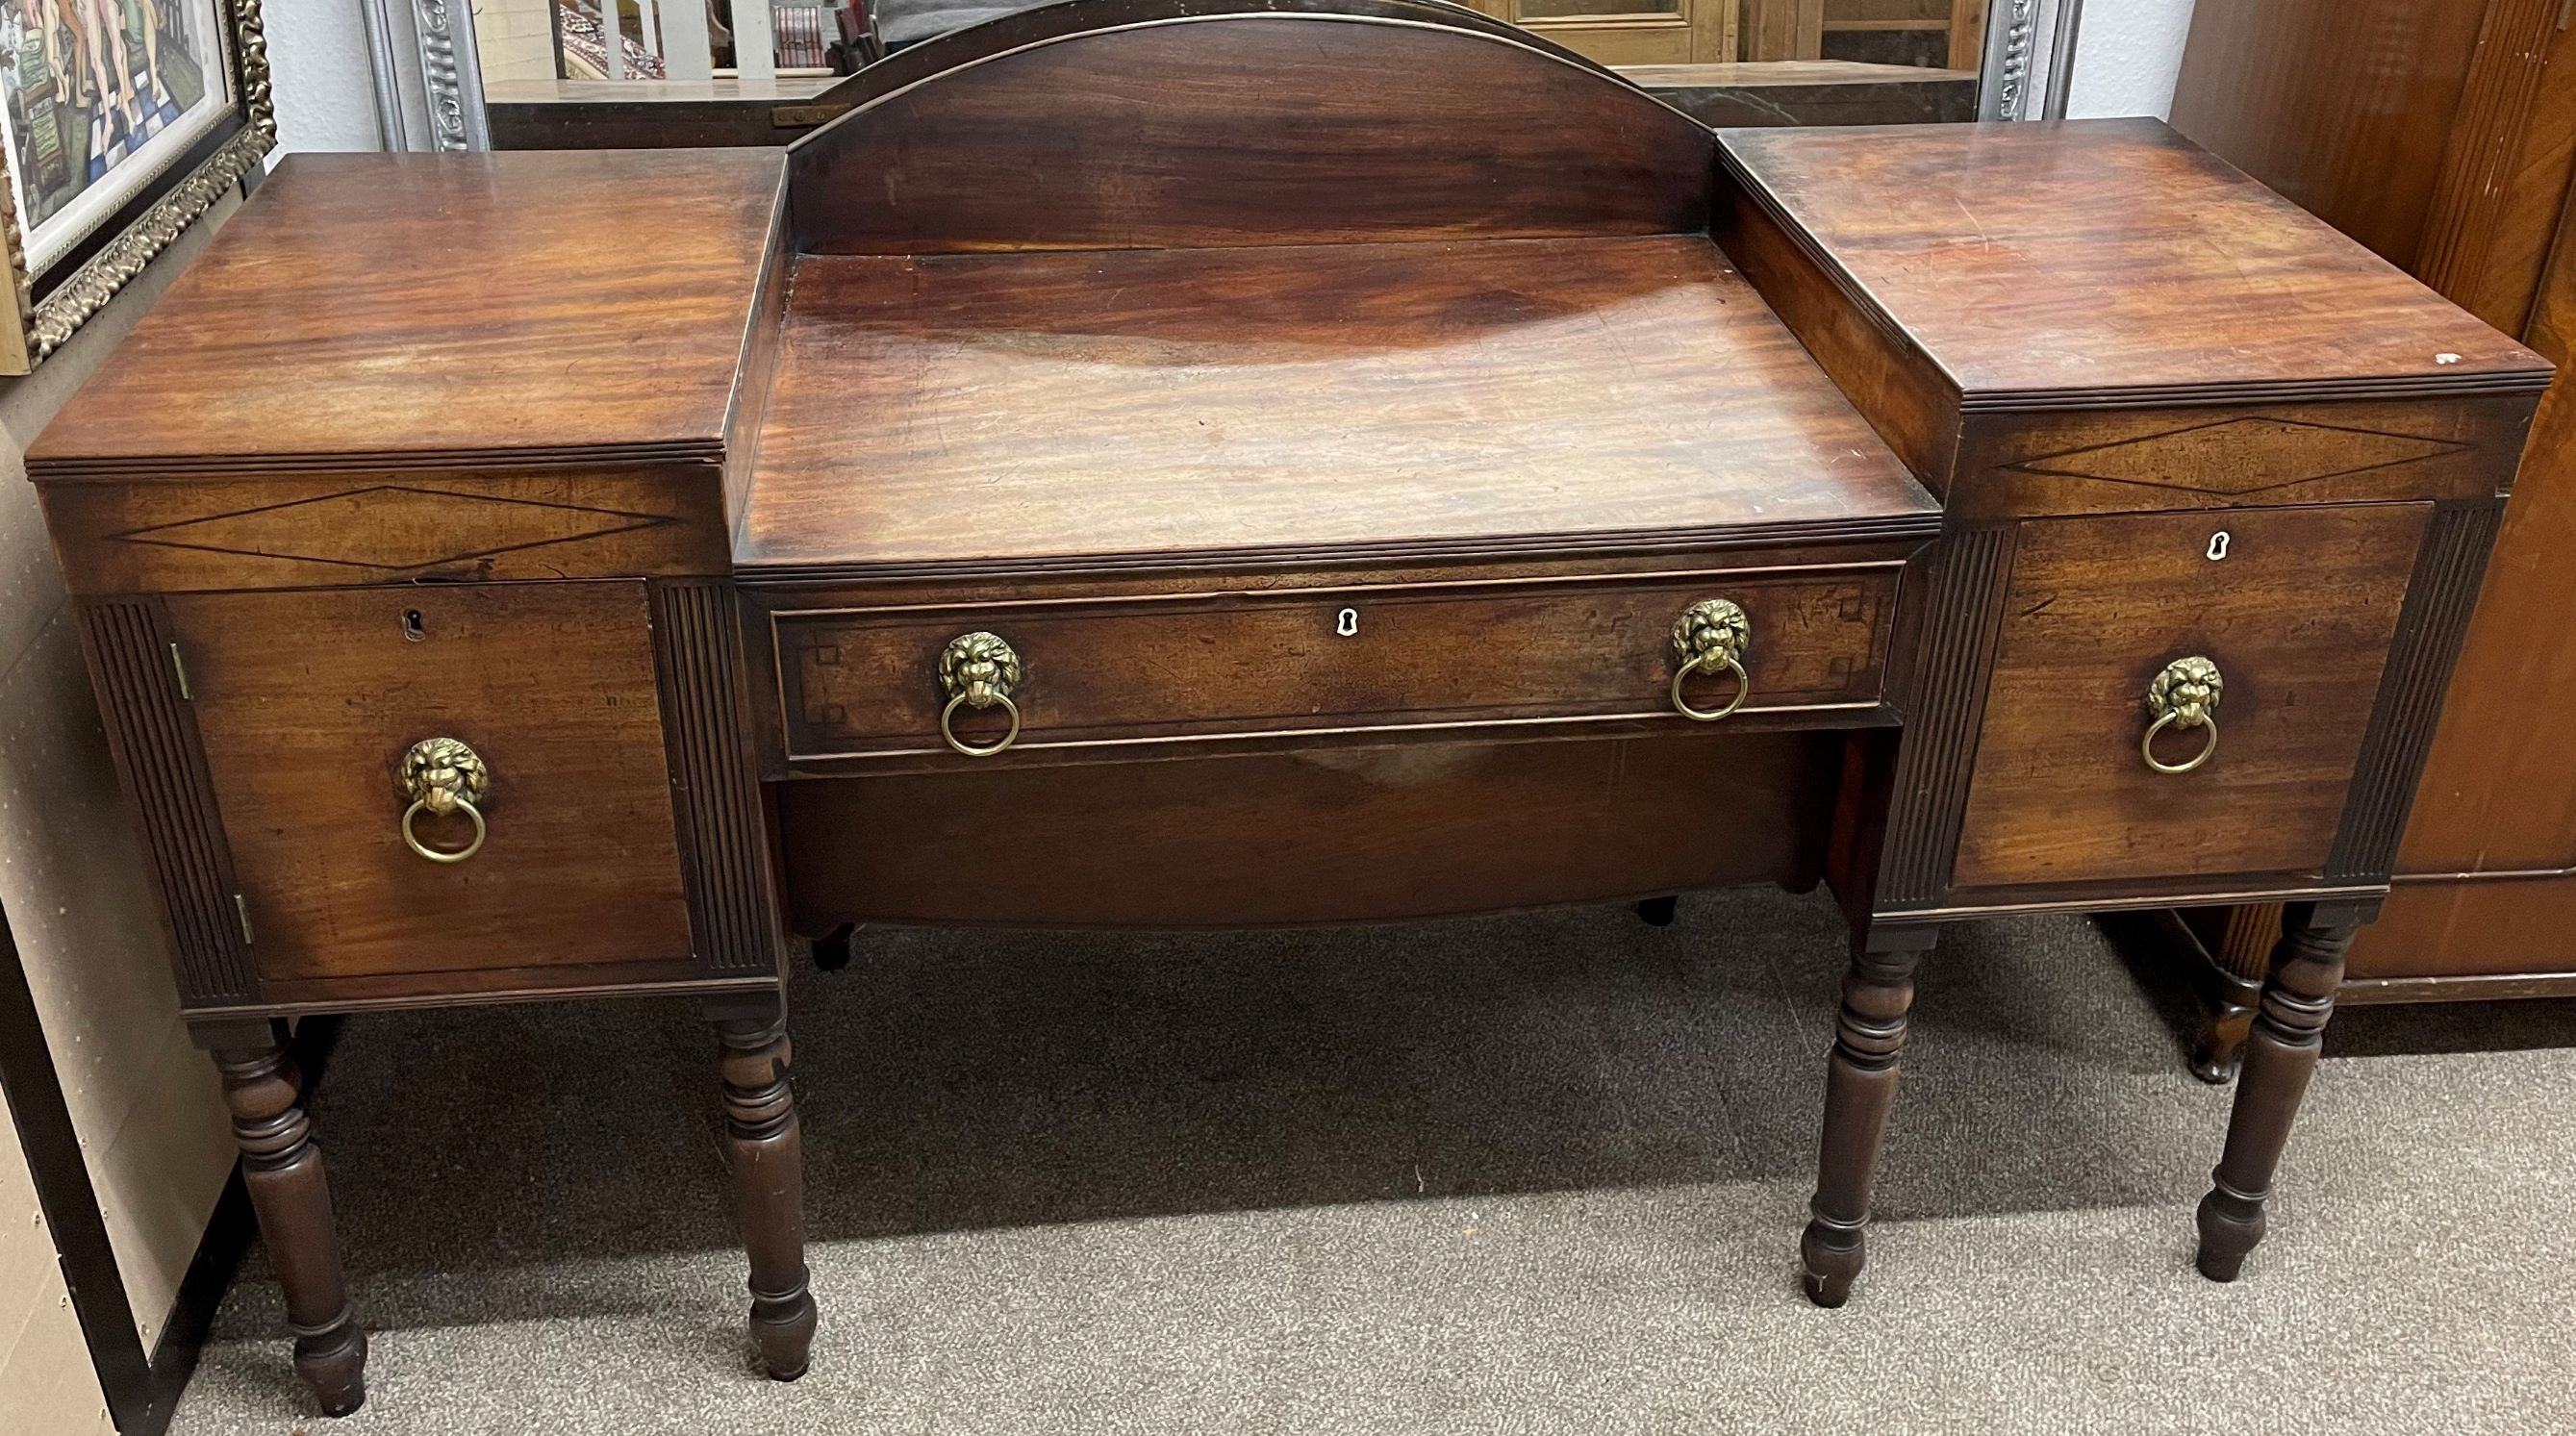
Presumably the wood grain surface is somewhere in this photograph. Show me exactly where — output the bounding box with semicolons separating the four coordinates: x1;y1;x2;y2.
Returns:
788;14;1711;253
1719;119;2555;408
779;732;1838;928
775;565;1898;761
1952;504;2426;890
1946;395;2538;520
41;466;733;594
163;582;692;987
789;0;1625;127
2172;0;2576;337
2351;873;2576;985
28;151;786;476
2168;0;2495;273
742;237;1934;576
2399;373;2576;878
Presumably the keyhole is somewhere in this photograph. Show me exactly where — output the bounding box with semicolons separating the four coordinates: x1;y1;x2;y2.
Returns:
2206;531;2231;562
402;609;426;642
1335;608;1359;638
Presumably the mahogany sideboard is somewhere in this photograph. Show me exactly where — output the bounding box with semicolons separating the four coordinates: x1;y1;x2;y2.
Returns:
22;2;2551;1415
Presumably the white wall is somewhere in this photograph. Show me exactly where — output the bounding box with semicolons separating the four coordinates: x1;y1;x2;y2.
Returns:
267;0;388;153
2064;0;2196;120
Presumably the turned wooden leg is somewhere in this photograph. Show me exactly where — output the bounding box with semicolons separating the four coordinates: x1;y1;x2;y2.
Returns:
2173;904;2276;1084
2196;902;2357;1282
213;1035;367;1417
2189;995;2257;1087
1802;932;1932;1308
715;1003;817;1379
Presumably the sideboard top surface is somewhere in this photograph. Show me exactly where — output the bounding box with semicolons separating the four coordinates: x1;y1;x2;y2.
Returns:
736;235;1937;577
27;149;786;478
1722;118;2556;408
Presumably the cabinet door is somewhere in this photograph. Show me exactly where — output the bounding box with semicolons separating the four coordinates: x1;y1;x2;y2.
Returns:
164;582;693;989
1952;504;2428;892
1465;0;1734;64
1746;0;1983;67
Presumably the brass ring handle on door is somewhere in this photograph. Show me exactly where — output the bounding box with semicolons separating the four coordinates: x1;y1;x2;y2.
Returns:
2142;655;2223;775
1669;598;1753;721
397;736;491;864
936;630;1024;758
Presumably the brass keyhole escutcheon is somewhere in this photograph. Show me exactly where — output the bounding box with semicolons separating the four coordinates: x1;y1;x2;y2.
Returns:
397;736;491;863
936;631;1024;758
2142;655;2223;775
1670;598;1753;722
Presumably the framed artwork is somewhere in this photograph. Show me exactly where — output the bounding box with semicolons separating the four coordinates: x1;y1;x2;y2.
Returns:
0;0;271;371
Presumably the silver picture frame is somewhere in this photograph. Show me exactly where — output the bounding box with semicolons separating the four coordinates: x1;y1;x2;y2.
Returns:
363;0;492;152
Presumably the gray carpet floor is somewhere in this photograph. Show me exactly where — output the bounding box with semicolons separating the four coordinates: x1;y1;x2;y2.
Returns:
166;888;2576;1435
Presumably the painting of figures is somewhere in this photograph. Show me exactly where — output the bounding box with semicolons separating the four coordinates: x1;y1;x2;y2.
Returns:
0;0;231;274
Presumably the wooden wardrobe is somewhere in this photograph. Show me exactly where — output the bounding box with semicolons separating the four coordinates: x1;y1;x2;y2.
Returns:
2161;0;2576;1077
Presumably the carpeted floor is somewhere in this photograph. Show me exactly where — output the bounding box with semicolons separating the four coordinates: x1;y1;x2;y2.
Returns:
166;888;2576;1435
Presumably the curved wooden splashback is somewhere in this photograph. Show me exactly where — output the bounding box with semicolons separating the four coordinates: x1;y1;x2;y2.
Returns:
803;0;1629;116
787;3;1713;254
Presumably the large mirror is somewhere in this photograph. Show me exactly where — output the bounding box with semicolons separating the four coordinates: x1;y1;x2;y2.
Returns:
351;0;2082;151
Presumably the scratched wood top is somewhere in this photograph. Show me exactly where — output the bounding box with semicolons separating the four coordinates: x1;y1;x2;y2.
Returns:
28;150;786;478
739;236;1937;576
1720;118;2557;408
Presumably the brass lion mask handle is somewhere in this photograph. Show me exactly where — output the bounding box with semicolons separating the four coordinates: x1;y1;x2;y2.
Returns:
1670;598;1753;722
2143;655;2223;775
398;737;491;864
937;631;1023;758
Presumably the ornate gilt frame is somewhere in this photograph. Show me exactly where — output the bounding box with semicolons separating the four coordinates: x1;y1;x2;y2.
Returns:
0;0;278;373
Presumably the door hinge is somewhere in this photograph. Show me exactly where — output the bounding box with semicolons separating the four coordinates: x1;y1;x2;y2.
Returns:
168;642;192;700
233;894;254;946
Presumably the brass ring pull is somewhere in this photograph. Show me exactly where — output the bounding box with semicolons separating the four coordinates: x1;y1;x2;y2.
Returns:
936;631;1024;759
1670;598;1753;722
2141;711;2221;775
1670;653;1751;722
400;796;488;864
2142;655;2223;775
939;690;1023;758
396;737;491;864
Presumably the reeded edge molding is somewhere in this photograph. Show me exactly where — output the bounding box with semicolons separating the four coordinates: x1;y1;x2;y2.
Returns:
21;0;277;366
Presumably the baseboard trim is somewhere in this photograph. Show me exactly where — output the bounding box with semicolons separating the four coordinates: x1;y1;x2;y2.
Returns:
2336;971;2576;1004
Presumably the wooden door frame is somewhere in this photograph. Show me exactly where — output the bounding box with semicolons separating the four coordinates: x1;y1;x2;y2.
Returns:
1467;0;1738;65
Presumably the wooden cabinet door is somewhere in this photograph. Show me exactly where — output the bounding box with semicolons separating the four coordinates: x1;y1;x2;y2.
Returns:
1746;0;1983;67
164;582;694;988
1464;0;1735;64
1951;505;2428;893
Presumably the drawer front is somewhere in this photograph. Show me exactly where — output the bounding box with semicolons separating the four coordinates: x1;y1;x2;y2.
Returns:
164;582;692;983
1952;504;2428;892
775;565;1900;762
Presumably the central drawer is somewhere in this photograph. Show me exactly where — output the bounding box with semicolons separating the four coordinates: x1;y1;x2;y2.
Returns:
773;564;1902;763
